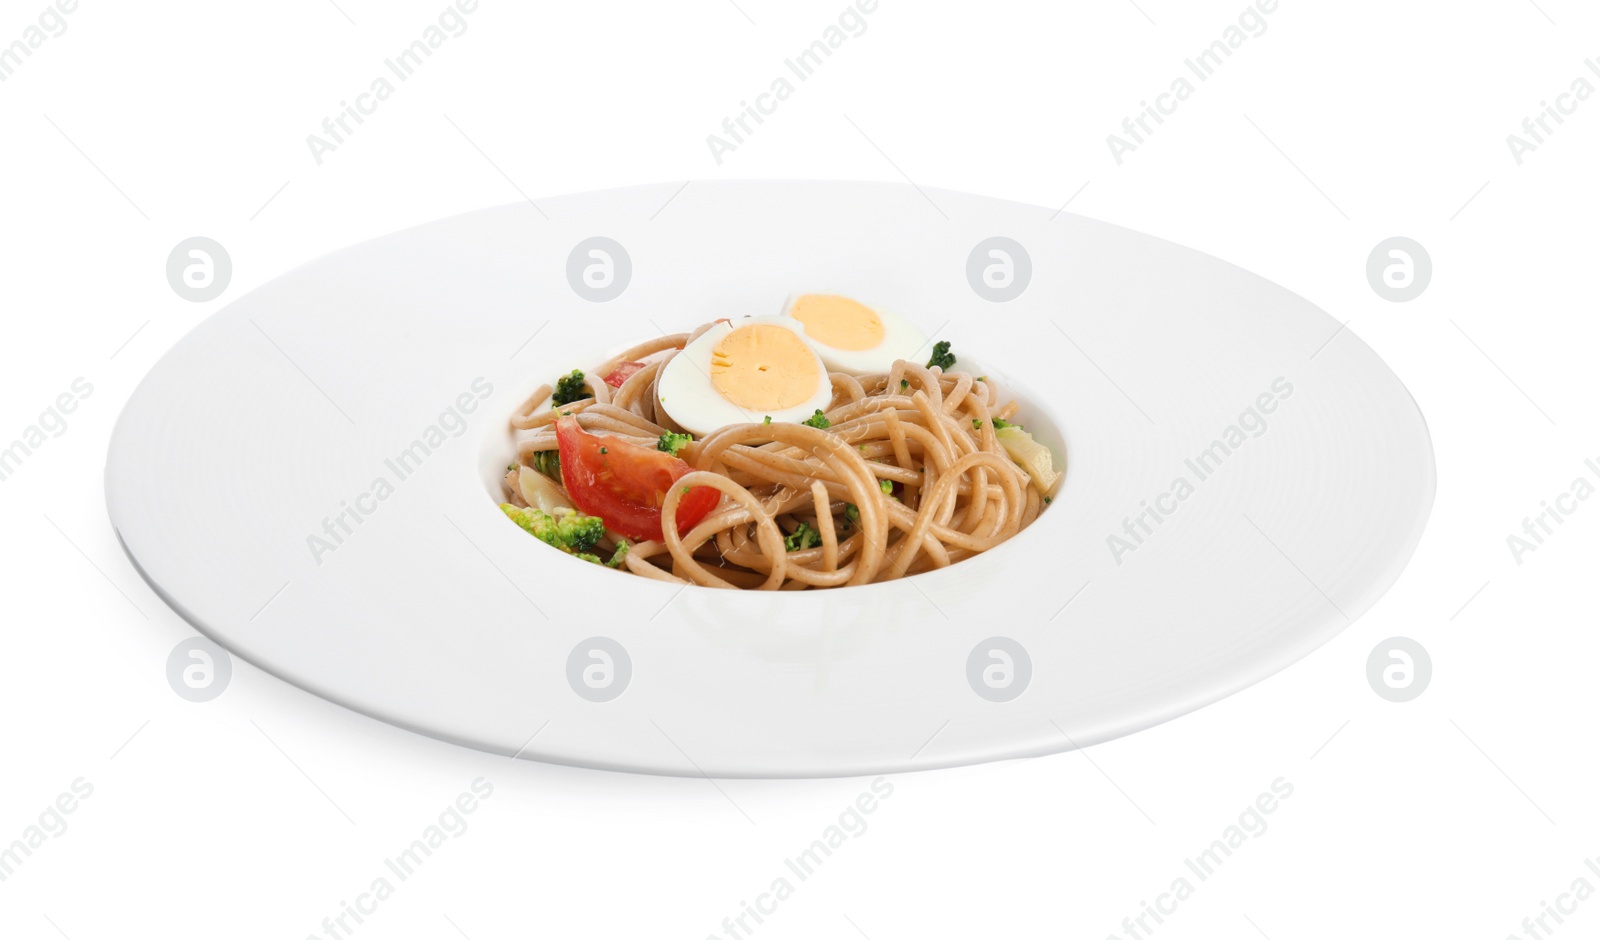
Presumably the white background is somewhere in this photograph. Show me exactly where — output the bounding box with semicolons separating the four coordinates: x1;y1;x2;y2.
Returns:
2;1;1597;937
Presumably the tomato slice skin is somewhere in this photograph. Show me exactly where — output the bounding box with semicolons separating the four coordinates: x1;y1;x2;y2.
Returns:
554;417;720;542
603;361;645;388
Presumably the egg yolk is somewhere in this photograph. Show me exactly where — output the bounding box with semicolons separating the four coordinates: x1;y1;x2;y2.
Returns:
789;294;885;351
710;324;822;410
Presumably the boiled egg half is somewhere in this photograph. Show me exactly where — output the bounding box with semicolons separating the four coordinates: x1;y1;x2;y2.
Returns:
657;316;834;435
781;293;927;374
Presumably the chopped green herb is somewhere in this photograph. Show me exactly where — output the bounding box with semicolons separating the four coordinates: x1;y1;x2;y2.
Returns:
552;369;588;406
879;479;894;494
900;379;909;389
972;417;1021;431
599;447;608;455
844;504;860;526
762;415;772;425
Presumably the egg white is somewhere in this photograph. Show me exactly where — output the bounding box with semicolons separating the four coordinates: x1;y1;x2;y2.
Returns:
780;294;929;375
656;316;835;435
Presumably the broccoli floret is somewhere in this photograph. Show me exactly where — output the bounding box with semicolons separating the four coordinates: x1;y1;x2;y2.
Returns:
551;369;588;406
556;513;605;554
503;503;539;535
926;341;955;371
900;379;909;389
879;479;894;494
501;503;605;556
604;541;630;568
801;409;830;429
784;522;822;552
762;415;772;425
657;431;692;456
532;449;562;480
844;504;860;526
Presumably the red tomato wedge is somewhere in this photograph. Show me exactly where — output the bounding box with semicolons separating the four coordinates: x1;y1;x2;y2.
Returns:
602;361;645;388
554;416;720;542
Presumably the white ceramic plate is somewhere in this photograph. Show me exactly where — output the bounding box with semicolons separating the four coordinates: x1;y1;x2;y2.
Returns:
107;181;1434;777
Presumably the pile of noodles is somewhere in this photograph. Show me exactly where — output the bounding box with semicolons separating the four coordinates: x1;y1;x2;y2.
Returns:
504;320;1047;589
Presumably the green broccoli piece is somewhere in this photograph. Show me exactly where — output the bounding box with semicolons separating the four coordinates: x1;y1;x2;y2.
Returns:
503;503;541;536
762;415;772;425
844;504;860;526
879;479;894;494
500;503;605;556
784;522;822;552
657;431;692;456
972;417;1021;431
571;540;630;567
556;513;606;554
900;379;909;389
926;341;955;371
801;409;831;429
551;369;588;406
532;449;562;480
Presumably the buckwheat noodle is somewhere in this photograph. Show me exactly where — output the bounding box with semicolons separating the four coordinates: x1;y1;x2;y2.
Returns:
503;321;1048;589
